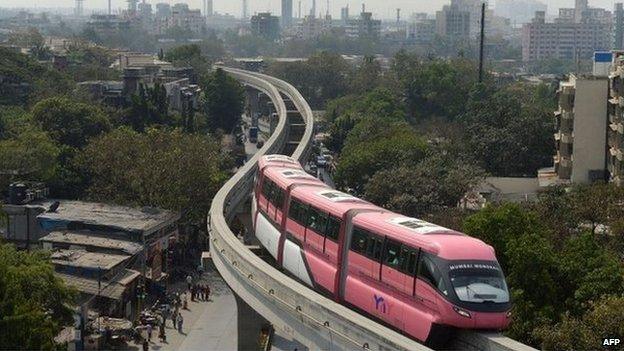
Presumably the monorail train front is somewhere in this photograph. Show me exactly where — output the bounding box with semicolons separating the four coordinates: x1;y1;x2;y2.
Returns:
425;254;512;332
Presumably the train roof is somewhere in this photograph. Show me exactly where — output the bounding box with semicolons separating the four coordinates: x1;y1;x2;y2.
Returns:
264;166;327;189
258;155;300;171
353;212;496;261
291;186;382;218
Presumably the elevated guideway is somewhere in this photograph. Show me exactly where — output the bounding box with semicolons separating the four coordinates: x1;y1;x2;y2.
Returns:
208;66;536;351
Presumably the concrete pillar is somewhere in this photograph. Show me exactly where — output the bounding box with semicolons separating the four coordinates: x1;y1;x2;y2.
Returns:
234;292;268;351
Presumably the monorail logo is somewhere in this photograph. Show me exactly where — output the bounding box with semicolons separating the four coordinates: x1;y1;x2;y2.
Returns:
448;263;500;271
374;294;387;314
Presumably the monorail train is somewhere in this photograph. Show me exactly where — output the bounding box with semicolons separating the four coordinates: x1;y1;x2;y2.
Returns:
252;155;511;345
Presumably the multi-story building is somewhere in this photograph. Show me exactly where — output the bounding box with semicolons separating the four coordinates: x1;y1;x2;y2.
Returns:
85;15;132;37
436;3;471;40
169;3;205;34
282;0;293;27
544;73;609;184
295;15;332;39
608;51;624;184
522;2;612;62
615;3;624;50
407;13;436;44
343;11;381;39
251;12;281;40
494;0;547;25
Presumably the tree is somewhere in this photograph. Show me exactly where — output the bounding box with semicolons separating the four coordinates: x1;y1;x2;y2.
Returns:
31;97;111;149
121;83;170;132
364;154;485;217
0;244;76;350
537;296;624;351
78;127;232;225
0;126;59;186
350;56;382;94
334;121;428;194
201;68;244;133
461;83;553;176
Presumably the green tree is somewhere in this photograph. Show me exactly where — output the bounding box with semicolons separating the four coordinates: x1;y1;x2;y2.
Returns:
31;97;111;149
121;83;170;132
78;127;232;224
350;56;382;94
364;154;485;217
201;68;244;133
0;244;76;350
0;126;59;185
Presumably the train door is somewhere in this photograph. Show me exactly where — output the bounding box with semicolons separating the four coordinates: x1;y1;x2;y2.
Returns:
258;175;270;213
416;254;447;314
380;239;406;292
305;206;326;253
323;215;341;263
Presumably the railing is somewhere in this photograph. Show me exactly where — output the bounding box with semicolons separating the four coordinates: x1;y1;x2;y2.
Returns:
208;67;537;351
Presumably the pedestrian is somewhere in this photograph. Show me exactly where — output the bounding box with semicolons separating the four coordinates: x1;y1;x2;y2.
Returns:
142;339;149;351
159;322;166;342
177;314;184;333
183;293;188;310
191;285;195;301
146;323;152;342
186;274;192;291
200;284;205;301
206;285;211;301
171;310;177;328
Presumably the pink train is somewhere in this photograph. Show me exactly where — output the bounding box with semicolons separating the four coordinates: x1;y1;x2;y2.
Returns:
252;155;511;345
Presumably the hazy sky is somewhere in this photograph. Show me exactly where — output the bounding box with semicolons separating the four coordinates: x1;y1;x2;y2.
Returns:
0;0;620;19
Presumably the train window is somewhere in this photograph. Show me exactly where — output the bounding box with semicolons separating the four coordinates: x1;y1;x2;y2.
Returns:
383;240;402;269
270;186;285;208
307;207;328;234
288;199;308;224
366;236;383;261
261;179;272;199
351;228;368;254
418;255;448;294
325;216;341;241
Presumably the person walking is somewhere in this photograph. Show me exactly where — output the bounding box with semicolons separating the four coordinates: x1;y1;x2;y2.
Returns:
146;323;153;342
186;274;192;291
177;314;184;333
142;339;149;351
171;310;177;328
206;285;211;301
159;321;166;343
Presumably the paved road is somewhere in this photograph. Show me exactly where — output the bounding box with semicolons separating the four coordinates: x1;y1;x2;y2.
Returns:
127;269;237;351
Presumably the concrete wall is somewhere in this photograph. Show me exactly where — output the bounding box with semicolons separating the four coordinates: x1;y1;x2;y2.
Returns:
571;76;609;183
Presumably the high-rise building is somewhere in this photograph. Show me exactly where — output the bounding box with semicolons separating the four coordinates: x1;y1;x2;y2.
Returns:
521;1;613;62
310;0;316;18
251;12;281;40
494;0;547;25
340;5;349;23
407;13;436;43
608;52;624;185
282;0;293;27
203;0;213;17
436;3;471;40
616;3;624;50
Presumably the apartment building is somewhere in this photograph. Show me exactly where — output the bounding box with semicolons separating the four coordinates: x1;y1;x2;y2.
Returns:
251;12;281;40
522;2;612;62
436;3;471;40
541;72;609;184
608;52;624;184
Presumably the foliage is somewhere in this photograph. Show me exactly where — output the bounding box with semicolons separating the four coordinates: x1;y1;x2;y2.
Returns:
266;51;352;108
0;244;76;350
201;68;244;133
364;154;485;216
78;127;232;224
0;126;59;184
121;83;170;132
0;47;73;106
537;296;624;351
460;83;554;176
31;97;111;149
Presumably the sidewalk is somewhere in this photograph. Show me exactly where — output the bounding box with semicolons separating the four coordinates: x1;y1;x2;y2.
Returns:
127;268;237;351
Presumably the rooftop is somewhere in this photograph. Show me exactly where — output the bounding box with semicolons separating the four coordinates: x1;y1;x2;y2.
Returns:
35;200;180;235
40;230;143;255
50;249;129;271
57;268;140;300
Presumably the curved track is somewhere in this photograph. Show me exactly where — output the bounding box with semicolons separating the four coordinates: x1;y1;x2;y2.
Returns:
208;67;537;351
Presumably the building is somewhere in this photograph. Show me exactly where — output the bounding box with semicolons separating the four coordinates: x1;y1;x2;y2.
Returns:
608;51;624;184
251;12;281;40
295;15;332;39
495;0;547;25
169;3;205;34
85;15;132;37
436;2;471;40
540;73;609;184
407;13;436;43
521;2;612;62
343;11;381;39
616;3;624;50
282;0;293;27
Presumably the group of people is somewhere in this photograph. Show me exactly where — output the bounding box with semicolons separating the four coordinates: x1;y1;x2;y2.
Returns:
186;274;211;302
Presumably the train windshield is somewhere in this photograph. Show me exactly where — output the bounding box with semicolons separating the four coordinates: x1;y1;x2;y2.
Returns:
448;263;509;303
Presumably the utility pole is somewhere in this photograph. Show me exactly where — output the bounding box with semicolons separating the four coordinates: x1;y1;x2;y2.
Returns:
478;2;486;83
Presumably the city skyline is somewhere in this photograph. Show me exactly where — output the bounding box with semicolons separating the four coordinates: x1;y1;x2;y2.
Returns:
1;0;622;19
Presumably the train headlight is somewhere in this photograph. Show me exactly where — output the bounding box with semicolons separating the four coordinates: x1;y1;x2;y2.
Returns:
453;306;471;318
